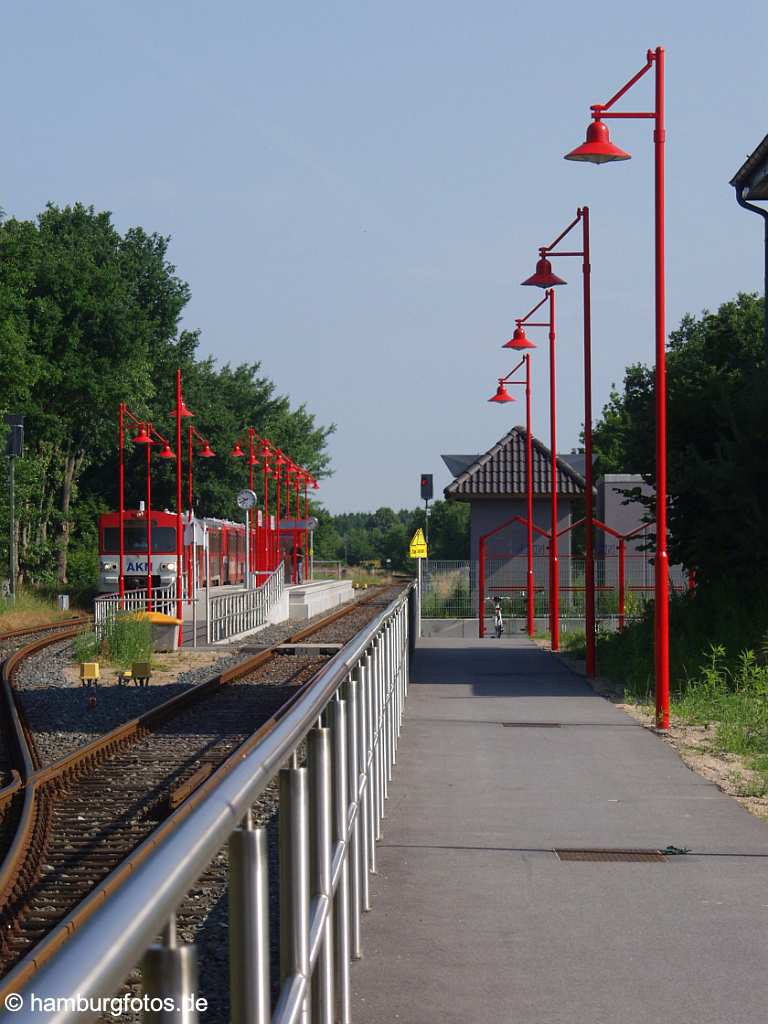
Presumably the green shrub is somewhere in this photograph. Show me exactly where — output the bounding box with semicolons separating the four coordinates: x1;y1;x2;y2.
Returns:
73;630;100;662
73;614;153;668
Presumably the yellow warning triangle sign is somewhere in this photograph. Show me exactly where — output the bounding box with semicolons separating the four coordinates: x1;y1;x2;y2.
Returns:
409;528;428;559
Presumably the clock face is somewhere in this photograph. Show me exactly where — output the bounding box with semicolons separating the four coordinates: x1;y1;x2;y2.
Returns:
237;489;257;510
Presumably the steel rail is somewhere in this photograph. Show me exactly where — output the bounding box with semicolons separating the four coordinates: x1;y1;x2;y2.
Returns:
0;584;412;1022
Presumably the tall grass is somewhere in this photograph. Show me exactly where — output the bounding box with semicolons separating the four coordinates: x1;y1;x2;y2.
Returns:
73;615;153;669
0;589;79;631
596;586;768;793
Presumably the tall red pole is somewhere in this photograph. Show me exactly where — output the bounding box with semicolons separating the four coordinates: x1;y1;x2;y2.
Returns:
478;536;486;638
303;477;309;581
525;355;534;638
262;449;270;571
118;403;125;603
581;207;596;675
280;456;286;577
548;289;559;650
653;47;669;729
175;369;183;644
146;433;153;610
618;537;626;631
248;428;255;574
187;424;193;510
186;423;193;606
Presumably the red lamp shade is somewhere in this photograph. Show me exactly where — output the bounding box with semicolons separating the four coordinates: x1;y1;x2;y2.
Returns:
521;255;567;289
157;443;176;459
503;325;536;351
169;397;194;418
312;480;320;490
249;454;260;466
230;443;245;458
199;442;216;458
133;424;152;444
564;119;631;164
488;381;514;404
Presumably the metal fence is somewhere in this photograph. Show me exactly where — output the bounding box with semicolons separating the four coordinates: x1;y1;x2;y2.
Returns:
207;565;285;643
314;560;343;580
9;585;414;1024
423;555;690;621
93;583;177;632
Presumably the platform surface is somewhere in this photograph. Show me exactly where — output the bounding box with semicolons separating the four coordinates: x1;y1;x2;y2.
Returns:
351;637;768;1024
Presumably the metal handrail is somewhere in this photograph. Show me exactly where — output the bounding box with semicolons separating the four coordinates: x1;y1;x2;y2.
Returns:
4;583;414;1024
207;563;284;642
94;583;177;628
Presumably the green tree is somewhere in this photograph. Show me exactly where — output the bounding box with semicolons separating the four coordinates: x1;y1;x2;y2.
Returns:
590;292;767;590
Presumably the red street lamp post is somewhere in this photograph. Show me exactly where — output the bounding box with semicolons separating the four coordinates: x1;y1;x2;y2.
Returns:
117;406;175;604
511;291;560;650
122;416;175;608
260;440;274;571
171;369;193;645
187;425;215;603
521;206;596;676
564;46;669;729
488;354;534;637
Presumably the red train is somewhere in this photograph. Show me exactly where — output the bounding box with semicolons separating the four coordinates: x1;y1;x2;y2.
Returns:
97;508;278;593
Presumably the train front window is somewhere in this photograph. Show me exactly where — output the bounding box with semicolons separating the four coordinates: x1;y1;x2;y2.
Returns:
103;526;177;554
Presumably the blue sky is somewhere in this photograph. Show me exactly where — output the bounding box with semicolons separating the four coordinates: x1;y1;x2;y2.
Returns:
3;1;766;511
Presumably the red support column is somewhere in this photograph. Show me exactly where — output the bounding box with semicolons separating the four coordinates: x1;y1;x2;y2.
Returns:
478;536;486;638
581;207;596;675
618;538;626;631
146;436;153;611
548;289;560;650
175;369;183;645
525;356;534;638
653;47;670;729
118;403;125;605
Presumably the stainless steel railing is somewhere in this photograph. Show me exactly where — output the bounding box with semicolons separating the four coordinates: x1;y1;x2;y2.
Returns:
94;582;178;630
5;583;414;1024
206;564;285;642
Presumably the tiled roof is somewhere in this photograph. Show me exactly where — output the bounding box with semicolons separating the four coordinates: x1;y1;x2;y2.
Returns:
444;426;588;500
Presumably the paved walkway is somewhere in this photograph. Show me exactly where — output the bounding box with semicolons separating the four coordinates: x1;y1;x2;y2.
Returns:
351;637;768;1024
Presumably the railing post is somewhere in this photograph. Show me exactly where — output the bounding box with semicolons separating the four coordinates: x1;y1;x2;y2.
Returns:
277;764;310;1024
357;658;371;910
344;671;362;959
331;693;351;1023
142;915;199;1024
309;723;334;1024
228;816;270;1024
364;649;377;873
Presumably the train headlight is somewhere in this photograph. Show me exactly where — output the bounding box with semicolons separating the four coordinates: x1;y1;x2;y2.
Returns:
160;562;177;572
102;562;117;571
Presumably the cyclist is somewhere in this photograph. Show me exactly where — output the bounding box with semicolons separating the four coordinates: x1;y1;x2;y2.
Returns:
492;596;504;638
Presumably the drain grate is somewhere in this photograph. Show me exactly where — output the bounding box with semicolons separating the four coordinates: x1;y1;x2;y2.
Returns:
501;722;561;728
555;848;667;863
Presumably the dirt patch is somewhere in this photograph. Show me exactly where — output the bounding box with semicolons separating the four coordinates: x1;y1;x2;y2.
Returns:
62;649;230;688
556;650;768;822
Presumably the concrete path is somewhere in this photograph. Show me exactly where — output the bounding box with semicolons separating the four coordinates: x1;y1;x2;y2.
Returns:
351;637;768;1024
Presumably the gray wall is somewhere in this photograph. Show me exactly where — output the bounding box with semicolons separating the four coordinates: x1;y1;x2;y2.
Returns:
469;498;574;590
596;475;653;555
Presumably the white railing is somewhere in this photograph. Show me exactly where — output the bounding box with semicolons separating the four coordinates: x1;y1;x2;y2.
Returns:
94;583;178;631
207;565;285;643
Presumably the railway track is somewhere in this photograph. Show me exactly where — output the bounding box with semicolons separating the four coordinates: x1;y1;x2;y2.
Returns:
0;586;405;992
